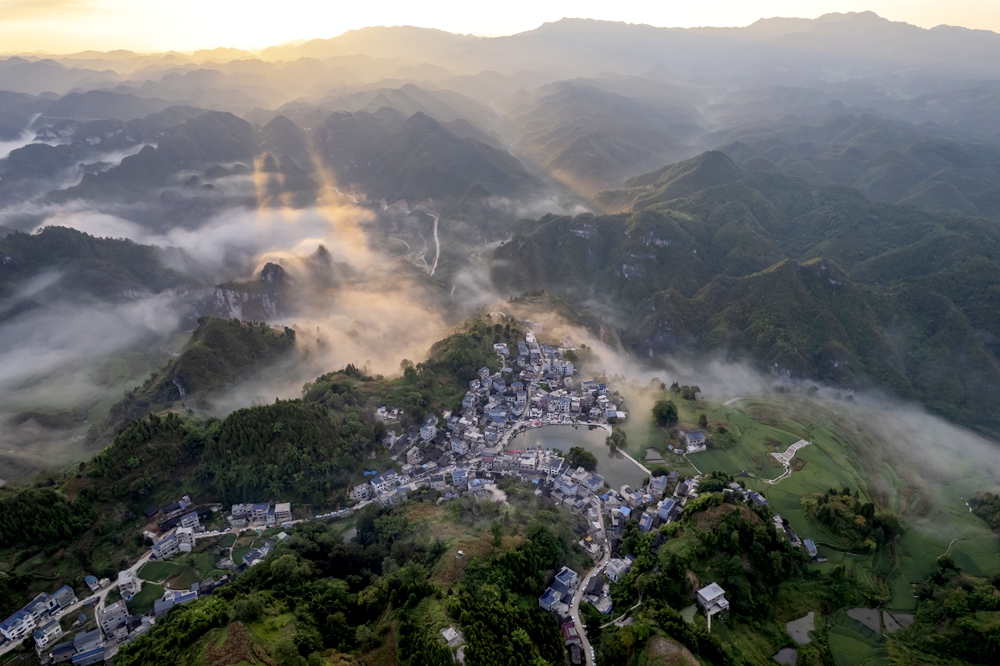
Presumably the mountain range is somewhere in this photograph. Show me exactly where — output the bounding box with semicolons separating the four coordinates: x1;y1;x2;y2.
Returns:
494;150;1000;434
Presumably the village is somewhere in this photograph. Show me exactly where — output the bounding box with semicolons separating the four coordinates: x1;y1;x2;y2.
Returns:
351;322;629;507
0;494;353;665
1;323;817;666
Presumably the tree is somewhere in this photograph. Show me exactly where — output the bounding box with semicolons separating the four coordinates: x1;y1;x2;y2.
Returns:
565;446;598;471
490;521;503;548
274;636;302;666
606;428;627;452
698;413;708;428
652;400;678;427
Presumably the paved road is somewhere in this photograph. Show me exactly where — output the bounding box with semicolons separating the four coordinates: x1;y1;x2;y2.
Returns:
570;546;609;666
0;547;153;659
569;506;608;666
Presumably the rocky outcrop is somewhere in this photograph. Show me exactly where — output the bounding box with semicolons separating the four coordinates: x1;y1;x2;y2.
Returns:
210;262;292;321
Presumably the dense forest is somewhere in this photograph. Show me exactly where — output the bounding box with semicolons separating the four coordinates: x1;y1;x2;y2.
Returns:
114;500;581;666
492;153;1000;436
969;492;1000;533
899;558;1000;664
105;317;298;432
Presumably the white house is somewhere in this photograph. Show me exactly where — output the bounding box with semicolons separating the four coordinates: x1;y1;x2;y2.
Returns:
372;470;398;493
176;527;195;553
605;557;634;584
696;582;729;629
97;600;129;635
151;534;180;560
180;511;200;530
32;619;62;649
250;503;270;524
352;483;372;501
451;438;469;456
118;570;140;599
685;431;707;453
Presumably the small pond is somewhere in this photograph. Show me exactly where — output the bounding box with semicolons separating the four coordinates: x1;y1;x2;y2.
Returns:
509;424;647;490
773;648;797;665
786;611;814;644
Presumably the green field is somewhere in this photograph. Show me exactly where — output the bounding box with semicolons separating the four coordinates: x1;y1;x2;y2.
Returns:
138;561;179;582
630;390;1000;610
128;583;164;615
232;546;253;565
218;533;237;548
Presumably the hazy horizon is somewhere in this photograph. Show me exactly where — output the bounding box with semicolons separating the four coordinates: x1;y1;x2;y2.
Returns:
1;1;999;55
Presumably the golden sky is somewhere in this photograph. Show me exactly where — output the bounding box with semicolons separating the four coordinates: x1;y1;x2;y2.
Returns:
1;0;998;54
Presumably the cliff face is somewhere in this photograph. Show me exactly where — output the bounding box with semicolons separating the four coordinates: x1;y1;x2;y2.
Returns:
210;262;292;321
212;286;285;320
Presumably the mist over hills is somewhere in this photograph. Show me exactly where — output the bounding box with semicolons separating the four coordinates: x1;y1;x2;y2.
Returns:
6;10;1000;666
2;10;1000;460
496;150;1000;434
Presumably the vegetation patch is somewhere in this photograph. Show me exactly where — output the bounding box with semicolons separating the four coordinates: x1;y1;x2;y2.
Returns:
139;561;179;582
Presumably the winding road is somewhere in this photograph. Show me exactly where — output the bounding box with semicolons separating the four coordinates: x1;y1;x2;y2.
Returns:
381;200;441;276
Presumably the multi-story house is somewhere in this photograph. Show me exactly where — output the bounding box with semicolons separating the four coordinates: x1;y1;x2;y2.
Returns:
180;511;200;530
32;619;63;649
97;600;129;635
151;534;180;560
274;503;293;523
176;527;195;553
117;570;140;599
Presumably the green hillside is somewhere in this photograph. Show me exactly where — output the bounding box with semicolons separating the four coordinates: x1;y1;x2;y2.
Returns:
493;155;1000;434
0;226;194;303
105;317;297;430
711;114;1000;219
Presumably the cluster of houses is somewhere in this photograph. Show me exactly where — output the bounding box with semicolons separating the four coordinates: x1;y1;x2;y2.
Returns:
771;512;822;561
359;325;628;507
142;500;291;567
0;585;78;645
1;490;313;663
36;573;235;666
226;501;293;529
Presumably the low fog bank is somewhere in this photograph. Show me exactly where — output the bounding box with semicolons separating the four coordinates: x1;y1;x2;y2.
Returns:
6;178;1000;502
0;187;473;481
493;302;1000;521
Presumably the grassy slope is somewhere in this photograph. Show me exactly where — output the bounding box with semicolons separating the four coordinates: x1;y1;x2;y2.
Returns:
660;392;1000;613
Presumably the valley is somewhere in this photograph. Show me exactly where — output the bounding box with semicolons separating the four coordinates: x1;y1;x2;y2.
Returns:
2;8;1000;666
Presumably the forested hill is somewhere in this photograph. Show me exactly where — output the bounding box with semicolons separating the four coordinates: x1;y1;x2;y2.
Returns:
0;226;195;304
0;316;525;617
493;152;1000;434
102;316;297;433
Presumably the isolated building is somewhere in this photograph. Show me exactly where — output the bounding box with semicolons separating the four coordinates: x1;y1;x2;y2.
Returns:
696;582;729;630
685;431;707;453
